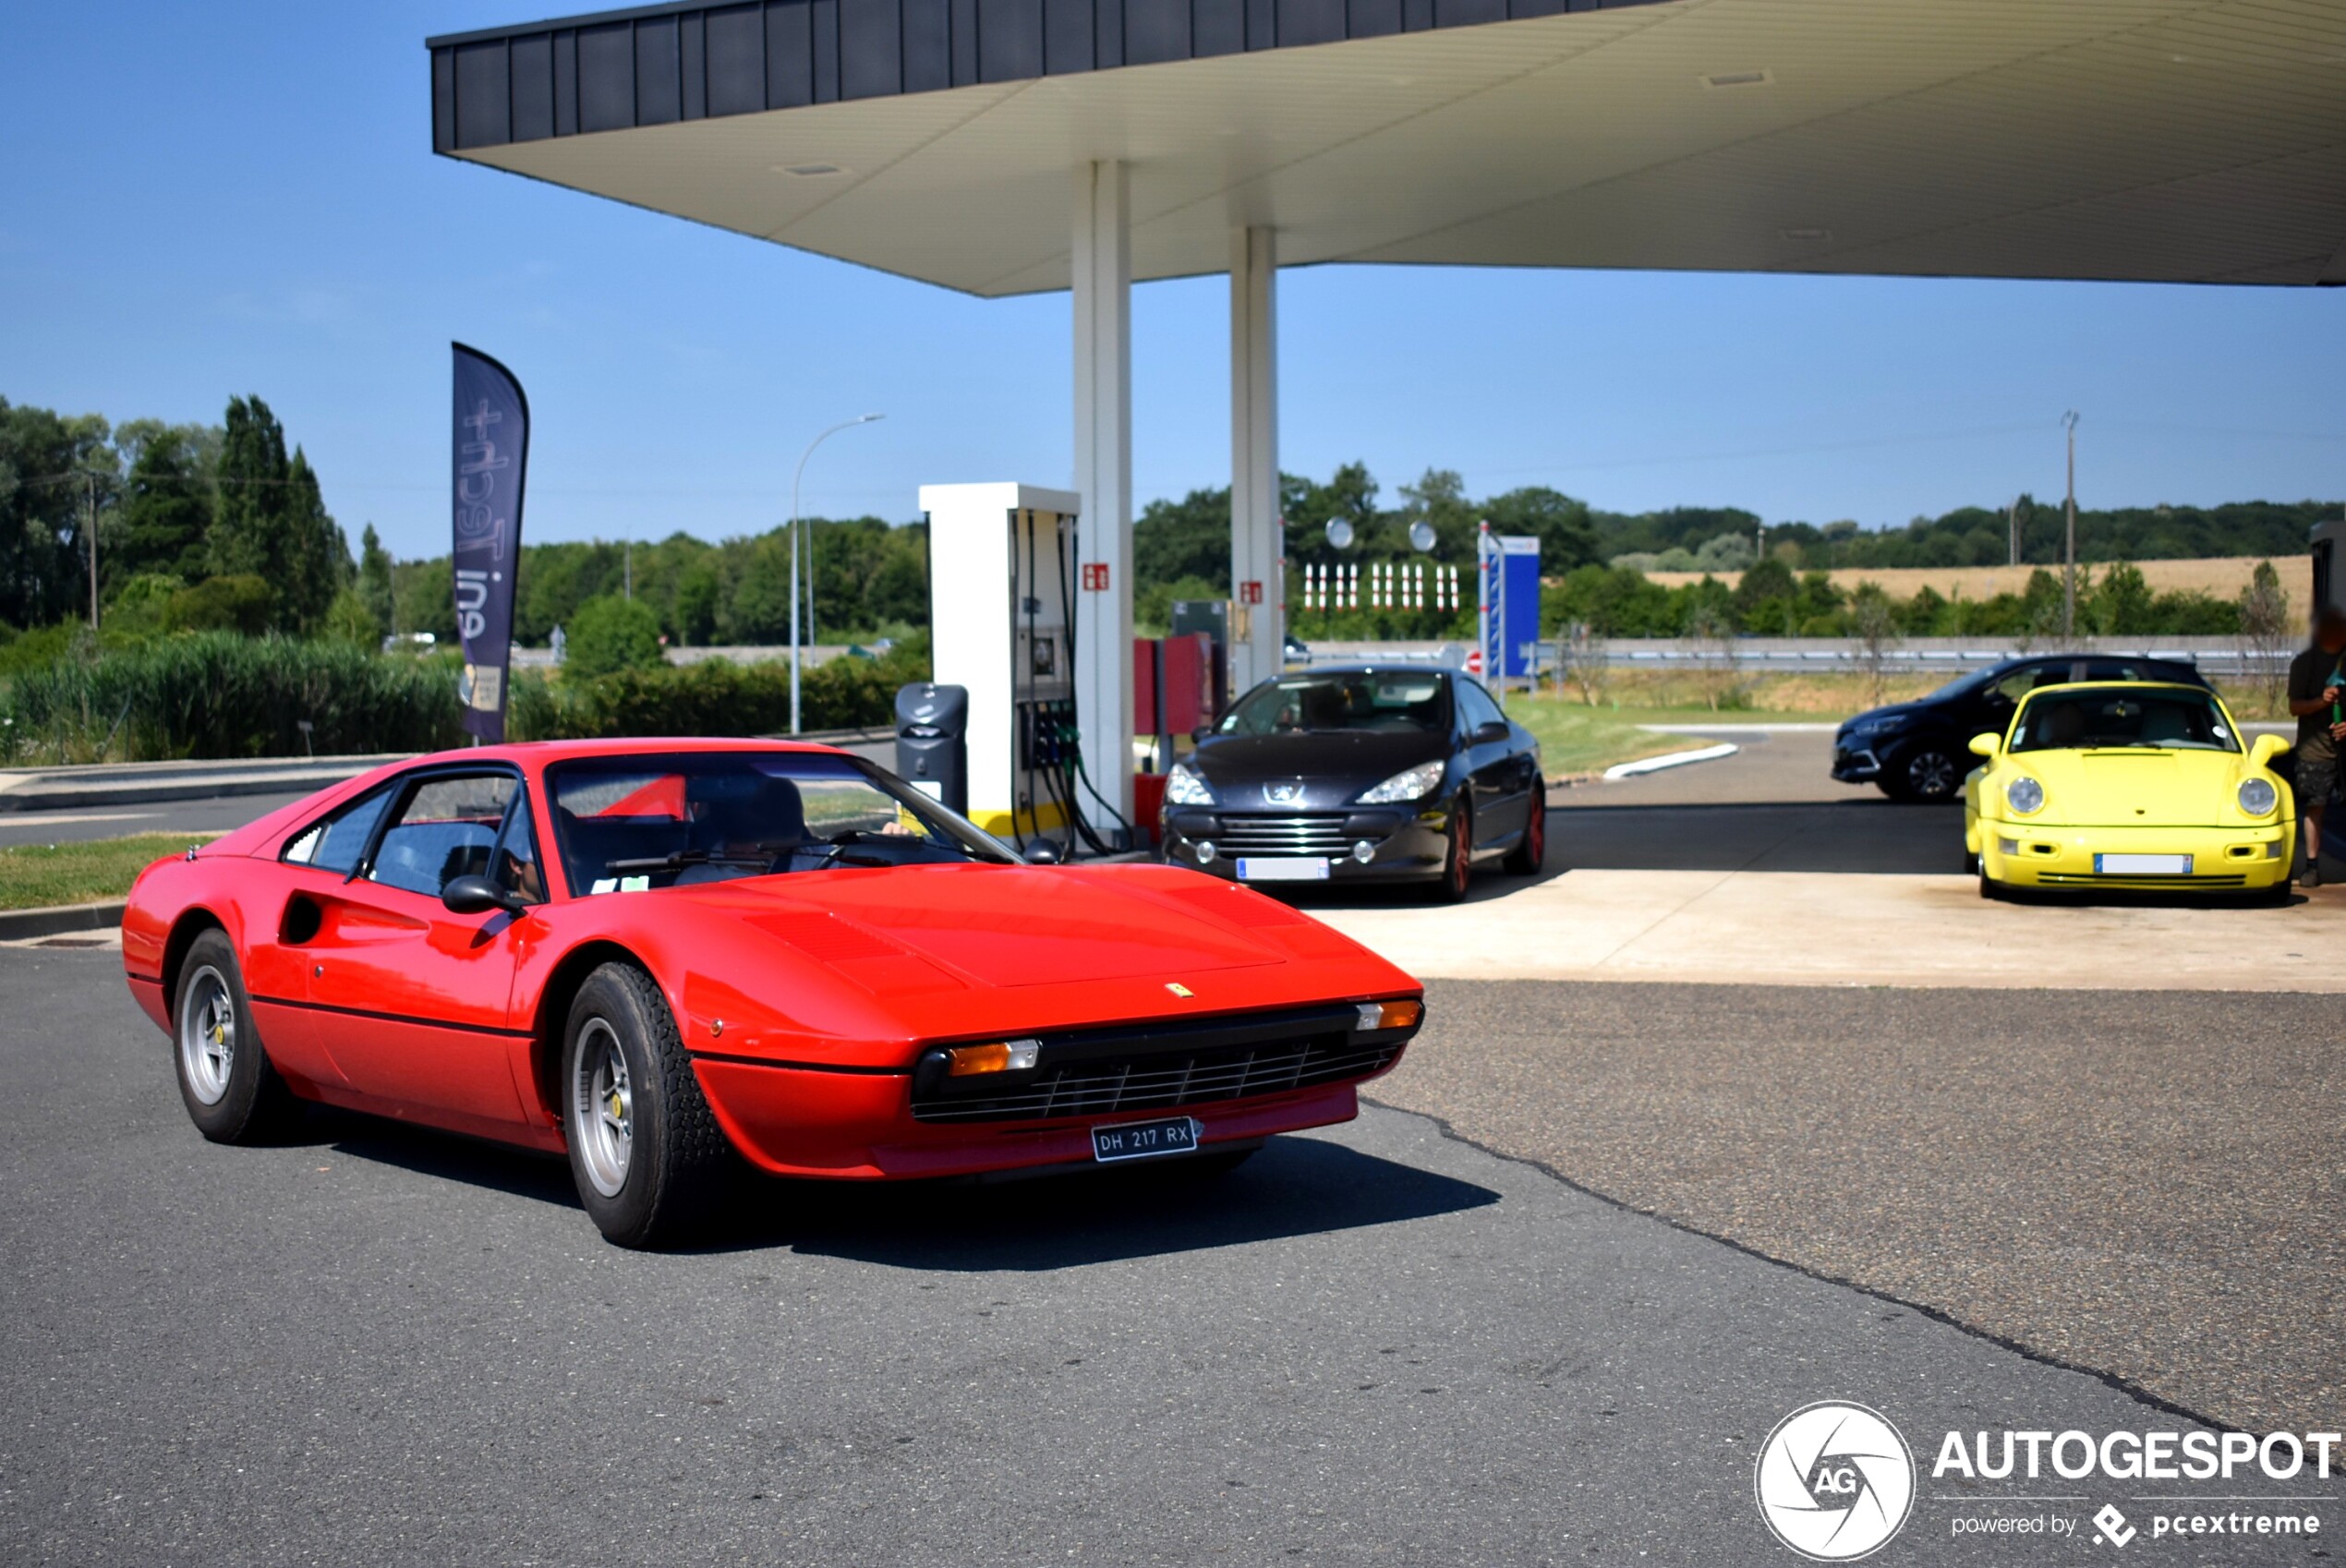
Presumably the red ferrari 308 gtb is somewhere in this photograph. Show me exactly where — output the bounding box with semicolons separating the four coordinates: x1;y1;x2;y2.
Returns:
121;740;1424;1246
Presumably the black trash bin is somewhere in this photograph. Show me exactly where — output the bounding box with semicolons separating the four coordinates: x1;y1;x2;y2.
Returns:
895;682;969;817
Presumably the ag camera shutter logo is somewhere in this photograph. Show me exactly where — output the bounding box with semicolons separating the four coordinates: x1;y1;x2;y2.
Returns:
1755;1402;1916;1561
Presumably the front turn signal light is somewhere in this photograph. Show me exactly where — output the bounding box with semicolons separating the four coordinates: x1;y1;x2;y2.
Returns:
1355;999;1422;1032
947;1039;1042;1076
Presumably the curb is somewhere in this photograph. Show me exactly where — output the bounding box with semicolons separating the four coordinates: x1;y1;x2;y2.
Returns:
1603;742;1740;781
0;899;126;940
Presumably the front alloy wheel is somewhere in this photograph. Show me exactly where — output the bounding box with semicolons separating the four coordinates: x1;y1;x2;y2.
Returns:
569;1018;634;1199
561;963;730;1248
1431;802;1472;903
1898;747;1961;803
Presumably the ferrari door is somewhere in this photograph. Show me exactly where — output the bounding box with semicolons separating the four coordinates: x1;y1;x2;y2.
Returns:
299;768;534;1132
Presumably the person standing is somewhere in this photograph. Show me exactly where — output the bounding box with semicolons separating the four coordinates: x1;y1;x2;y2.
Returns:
2286;605;2346;887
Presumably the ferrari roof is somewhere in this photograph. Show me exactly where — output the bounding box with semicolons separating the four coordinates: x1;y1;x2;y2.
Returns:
429;0;2346;297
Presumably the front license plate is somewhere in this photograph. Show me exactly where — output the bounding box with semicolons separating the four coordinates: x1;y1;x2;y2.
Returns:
2096;852;2192;874
1236;857;1329;882
1092;1116;1203;1164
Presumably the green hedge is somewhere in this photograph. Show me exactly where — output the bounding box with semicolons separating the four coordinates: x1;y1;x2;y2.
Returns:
509;637;928;742
0;633;466;764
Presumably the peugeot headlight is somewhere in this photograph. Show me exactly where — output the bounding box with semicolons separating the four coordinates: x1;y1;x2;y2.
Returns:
1164;761;1216;806
1357;761;1445;804
2237;777;2279;816
1849;714;1901;736
2004;777;2045;815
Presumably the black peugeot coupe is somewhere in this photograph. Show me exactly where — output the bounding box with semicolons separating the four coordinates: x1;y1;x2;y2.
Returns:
1834;652;2211;802
1158;665;1544;901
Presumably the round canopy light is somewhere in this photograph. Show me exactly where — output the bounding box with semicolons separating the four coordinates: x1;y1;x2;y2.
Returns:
1409;521;1437;552
1324;519;1355;550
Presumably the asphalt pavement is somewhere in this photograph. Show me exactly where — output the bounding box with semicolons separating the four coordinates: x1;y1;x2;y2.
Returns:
10;947;2339;1566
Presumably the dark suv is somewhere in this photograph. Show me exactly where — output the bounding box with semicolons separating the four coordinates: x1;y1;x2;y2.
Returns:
1833;653;2211;802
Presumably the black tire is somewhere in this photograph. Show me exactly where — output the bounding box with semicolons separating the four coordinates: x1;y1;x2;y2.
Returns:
173;928;296;1143
1429;799;1473;904
562;962;729;1248
1502;780;1546;875
1978;870;2004;901
1889;744;1962;803
1962;848;1979;875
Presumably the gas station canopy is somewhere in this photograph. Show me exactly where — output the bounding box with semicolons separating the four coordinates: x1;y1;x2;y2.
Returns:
431;0;2346;296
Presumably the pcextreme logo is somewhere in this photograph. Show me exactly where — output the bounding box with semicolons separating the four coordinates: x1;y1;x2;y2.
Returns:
1755;1402;1917;1561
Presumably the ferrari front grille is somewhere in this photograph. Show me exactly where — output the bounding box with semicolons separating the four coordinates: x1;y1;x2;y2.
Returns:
909;1036;1401;1124
1208;814;1355;856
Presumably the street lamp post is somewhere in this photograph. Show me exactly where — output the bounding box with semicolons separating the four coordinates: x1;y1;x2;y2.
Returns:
2061;411;2080;638
790;413;885;734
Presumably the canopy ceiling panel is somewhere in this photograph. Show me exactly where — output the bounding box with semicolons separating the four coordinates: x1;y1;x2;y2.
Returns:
432;0;2346;294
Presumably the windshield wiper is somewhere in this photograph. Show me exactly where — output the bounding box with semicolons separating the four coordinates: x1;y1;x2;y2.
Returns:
604;850;774;873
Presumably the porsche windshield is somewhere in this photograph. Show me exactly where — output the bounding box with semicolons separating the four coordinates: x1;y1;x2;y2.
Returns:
1217;672;1448;735
2011;688;2239;754
547;752;1011;894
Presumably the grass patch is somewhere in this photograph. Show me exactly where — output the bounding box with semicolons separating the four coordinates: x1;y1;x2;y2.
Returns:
0;832;219;911
1500;696;1701;776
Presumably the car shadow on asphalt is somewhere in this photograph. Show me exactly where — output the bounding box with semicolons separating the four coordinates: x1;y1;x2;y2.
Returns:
300;1108;1500;1265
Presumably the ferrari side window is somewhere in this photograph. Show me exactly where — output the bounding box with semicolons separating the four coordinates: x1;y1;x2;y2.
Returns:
282;784;394;874
368;773;518;899
493;792;547;905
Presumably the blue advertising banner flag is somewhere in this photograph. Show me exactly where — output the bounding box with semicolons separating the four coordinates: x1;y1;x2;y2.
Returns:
1478;528;1541;681
451;344;528;742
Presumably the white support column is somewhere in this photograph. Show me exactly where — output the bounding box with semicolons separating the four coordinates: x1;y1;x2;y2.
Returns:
1228;225;1281;695
1072;161;1134;843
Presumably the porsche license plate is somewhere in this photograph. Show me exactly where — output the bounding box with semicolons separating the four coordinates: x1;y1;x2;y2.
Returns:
1092;1116;1203;1164
1236;857;1329;882
2096;852;2192;874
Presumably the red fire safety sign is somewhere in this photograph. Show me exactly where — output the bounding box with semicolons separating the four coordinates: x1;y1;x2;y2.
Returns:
1082;562;1110;592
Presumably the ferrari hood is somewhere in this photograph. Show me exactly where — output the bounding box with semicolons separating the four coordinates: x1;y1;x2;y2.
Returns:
679;864;1287;988
2000;748;2262;826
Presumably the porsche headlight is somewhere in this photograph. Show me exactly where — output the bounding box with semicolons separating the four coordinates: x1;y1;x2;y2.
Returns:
2238;777;2279;816
2004;777;2045;815
1164;761;1215;806
1357;760;1446;804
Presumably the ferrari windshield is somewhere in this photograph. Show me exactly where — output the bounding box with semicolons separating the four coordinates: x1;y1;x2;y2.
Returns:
2011;687;2239;754
547;752;1012;895
1217;671;1448;735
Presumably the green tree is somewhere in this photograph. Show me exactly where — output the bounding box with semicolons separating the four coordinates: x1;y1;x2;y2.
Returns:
392;557;457;642
356;525;396;639
164;574;276;635
1482;486;1600;571
2088;561;2156;634
208;396;349;633
110;421;215;588
0;397;114;629
564;593;664;680
322;586;383;648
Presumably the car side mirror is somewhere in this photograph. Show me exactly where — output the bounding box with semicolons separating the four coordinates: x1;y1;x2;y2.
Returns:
1022;840;1063;866
1968;732;2001;758
1473;720;1510;744
1191;726;1213;744
2250;732;2289;769
442;874;525;916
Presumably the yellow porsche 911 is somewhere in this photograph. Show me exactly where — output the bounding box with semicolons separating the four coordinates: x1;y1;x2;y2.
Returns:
1964;681;2295;899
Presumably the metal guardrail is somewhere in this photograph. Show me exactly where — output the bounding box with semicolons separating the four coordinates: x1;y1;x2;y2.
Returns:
1298;637;2292;680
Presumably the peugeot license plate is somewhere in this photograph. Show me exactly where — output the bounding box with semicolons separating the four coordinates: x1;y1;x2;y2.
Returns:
1236;857;1329;882
1092;1116;1203;1164
2095;852;2191;874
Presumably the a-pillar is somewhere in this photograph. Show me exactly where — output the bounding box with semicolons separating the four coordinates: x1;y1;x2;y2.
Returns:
1228;226;1281;694
1072;161;1134;846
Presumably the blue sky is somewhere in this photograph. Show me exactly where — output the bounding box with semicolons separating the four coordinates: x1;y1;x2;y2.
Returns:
4;3;2340;564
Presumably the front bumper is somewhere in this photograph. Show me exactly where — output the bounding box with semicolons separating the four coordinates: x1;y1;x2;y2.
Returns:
690;1003;1419;1178
1159;806;1451;884
1832;740;1884;782
1980;820;2292;890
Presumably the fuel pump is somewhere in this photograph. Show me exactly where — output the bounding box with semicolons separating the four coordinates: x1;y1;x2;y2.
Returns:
920;483;1106;856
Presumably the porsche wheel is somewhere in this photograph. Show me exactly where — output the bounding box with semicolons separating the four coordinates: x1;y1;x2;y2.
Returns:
562;962;727;1249
1502;782;1546;875
1430;801;1472;904
1978;870;2005;901
173;929;295;1143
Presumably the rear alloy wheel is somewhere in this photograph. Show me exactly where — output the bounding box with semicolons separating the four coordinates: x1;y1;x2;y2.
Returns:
562;962;729;1249
1430;801;1473;904
173;929;295;1144
1893;746;1962;803
1503;781;1546;875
